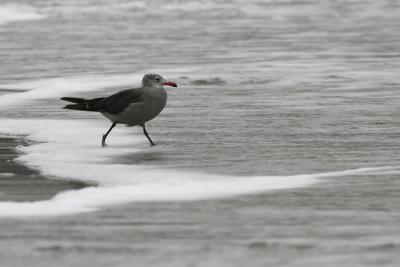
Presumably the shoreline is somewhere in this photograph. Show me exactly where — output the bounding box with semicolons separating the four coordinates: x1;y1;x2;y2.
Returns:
0;137;86;202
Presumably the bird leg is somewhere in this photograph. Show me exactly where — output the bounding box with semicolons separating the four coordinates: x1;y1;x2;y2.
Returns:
142;124;155;146
102;122;117;147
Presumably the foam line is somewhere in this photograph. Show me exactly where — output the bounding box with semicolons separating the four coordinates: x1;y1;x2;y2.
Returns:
0;4;45;25
0;118;399;217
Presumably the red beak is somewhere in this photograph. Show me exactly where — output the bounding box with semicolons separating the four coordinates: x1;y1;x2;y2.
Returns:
163;81;177;87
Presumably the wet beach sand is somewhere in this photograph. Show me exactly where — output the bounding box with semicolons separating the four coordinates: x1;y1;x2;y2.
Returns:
0;137;85;202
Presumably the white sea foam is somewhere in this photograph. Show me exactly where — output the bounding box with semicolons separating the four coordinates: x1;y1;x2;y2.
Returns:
0;118;399;217
0;4;45;26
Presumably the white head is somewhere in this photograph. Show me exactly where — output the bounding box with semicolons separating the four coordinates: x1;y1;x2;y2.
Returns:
142;74;177;88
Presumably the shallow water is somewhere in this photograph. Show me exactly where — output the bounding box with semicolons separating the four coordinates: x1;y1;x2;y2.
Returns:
0;0;400;266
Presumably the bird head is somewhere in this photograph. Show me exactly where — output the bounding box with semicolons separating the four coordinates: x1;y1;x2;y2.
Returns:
142;74;177;88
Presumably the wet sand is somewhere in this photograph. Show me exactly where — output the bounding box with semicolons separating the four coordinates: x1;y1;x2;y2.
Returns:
0;137;85;202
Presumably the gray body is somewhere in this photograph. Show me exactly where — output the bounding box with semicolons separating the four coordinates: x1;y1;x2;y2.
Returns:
101;86;167;126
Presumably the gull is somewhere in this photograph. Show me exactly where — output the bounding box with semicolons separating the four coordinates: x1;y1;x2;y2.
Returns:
61;74;177;147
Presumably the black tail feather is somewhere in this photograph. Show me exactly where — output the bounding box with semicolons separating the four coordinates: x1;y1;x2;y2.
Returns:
63;103;98;111
60;97;87;104
61;97;105;112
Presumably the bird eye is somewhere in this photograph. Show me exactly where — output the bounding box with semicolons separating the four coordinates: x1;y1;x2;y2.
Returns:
155;78;161;81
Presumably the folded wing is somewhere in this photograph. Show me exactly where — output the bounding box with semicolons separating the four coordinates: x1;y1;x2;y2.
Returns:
61;88;143;113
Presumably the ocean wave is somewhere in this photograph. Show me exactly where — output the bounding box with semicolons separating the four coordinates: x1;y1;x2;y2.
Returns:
0;3;45;26
0;118;399;217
